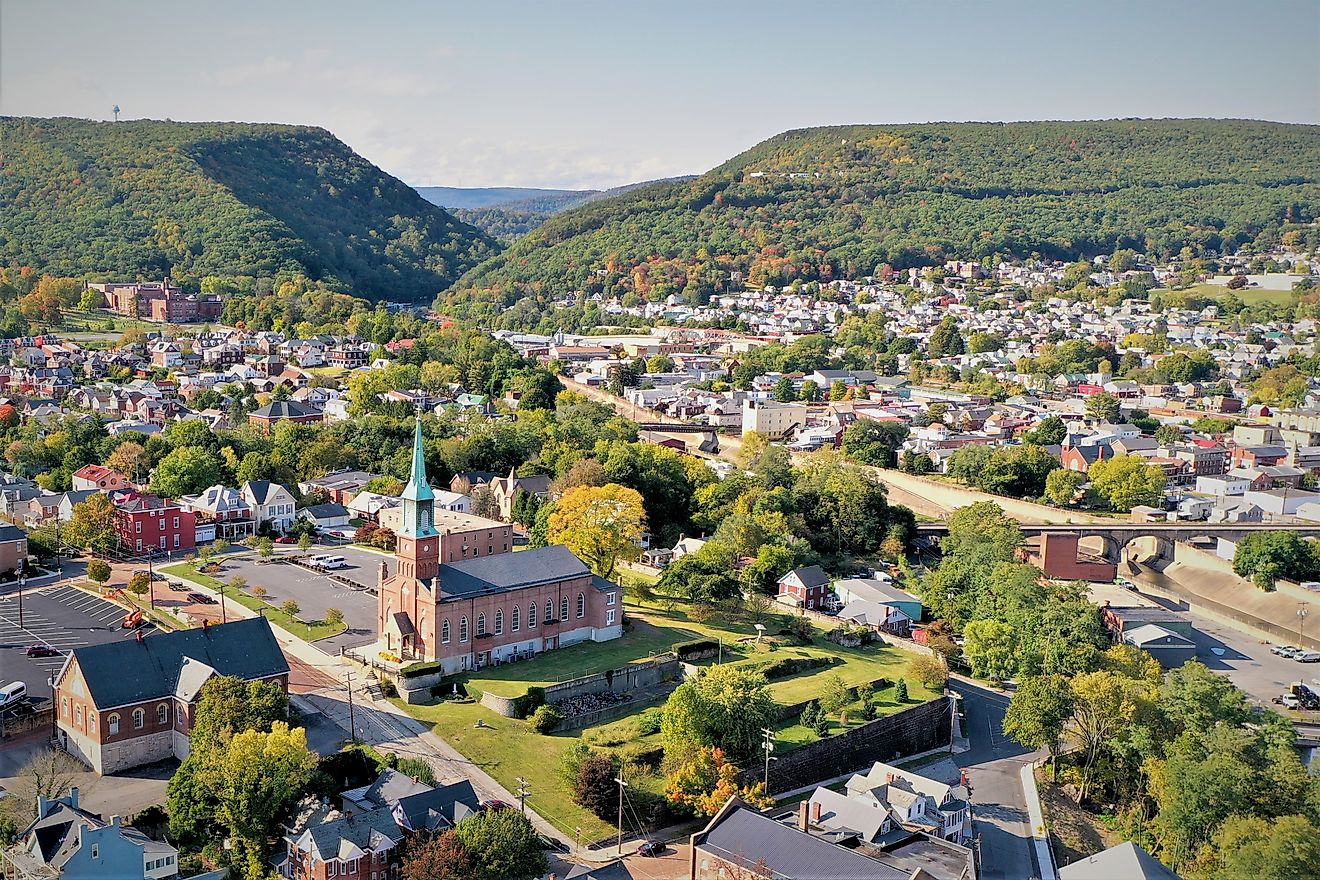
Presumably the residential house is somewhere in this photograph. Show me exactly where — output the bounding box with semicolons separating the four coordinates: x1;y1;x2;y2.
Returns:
248;400;323;432
71;464;131;493
297;503;350;533
277;802;402;880
0;523;27;575
1122;625;1197;669
54;617;289;774
489;468;552;522
179;485;256;540
1057;841;1181;880
841;761;970;843
111;491;196;555
0;788;179;880
299;470;379;506
777;565;832;611
241;481;298;534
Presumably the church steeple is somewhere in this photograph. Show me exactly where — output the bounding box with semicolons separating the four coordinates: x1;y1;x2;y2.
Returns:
399;418;437;539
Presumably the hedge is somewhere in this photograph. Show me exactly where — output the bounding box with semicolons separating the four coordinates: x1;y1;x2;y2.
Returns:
511;686;546;719
755;655;838;680
400;660;444;679
672;638;720;660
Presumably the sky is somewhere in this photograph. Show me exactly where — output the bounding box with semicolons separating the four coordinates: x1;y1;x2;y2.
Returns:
3;0;1318;190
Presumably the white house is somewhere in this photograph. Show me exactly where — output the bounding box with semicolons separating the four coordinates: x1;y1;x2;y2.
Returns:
240;480;298;533
803;759;970;845
1195;474;1250;497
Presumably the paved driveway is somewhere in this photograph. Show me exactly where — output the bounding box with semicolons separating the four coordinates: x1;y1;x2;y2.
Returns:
0;582;138;701
953;679;1042;880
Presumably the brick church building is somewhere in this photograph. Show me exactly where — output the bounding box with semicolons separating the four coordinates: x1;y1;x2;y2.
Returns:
376;421;622;675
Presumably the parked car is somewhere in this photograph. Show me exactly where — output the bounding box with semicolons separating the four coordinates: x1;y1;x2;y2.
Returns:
0;681;27;709
168;581;189;593
1275;693;1302;710
187;592;217;605
1295;650;1320;663
132;569;166;582
480;800;511;812
637;841;667;857
275;536;296;544
24;644;59;658
1272;644;1301;657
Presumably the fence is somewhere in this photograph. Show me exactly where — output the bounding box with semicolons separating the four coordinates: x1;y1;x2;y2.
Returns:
1;704;53;741
739;696;954;795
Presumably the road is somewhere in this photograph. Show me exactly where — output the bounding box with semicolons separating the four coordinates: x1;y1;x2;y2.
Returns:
952;679;1043;880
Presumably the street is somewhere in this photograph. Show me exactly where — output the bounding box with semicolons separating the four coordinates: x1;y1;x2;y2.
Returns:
953;679;1043;880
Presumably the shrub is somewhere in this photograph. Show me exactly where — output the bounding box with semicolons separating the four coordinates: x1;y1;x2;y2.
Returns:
573;754;620;820
756;655;835;680
810;712;830;738
895;678;909;702
614;742;665;769
780;616;814;645
401;661;444;679
800;700;819;729
324;607;344;626
558;741;591;785
280;598;301;617
380;679;398;699
818;674;852;715
860;700;877;721
672;639;719;661
395;756;435;784
911;654;949;691
251;585;267;599
530;705;563;734
511;687;546;719
688;603;716;623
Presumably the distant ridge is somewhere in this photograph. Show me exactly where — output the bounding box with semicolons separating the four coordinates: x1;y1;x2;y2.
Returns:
415;186;593;211
1;117;499;300
440;118;1320;326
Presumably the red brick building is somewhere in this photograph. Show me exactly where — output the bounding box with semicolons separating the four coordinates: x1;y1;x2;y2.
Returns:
777;565;832;610
71;464;131;492
54;617;289;774
376;421;622;673
111;490;197;554
248;400;324;433
89;278;223;323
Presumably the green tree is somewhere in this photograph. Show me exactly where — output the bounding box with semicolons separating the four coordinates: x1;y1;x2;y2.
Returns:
1205;814;1320;880
1087;455;1166;512
85;559;111;587
281;599;301;618
799;379;820;402
894;678;909;702
1003;675;1074;778
963;619;1016;683
1231;530;1320;590
1042;468;1087;506
772;376;798;402
818;674;852;716
63;493;121;556
841;419;910;468
297;533;313;552
661;665;778;764
151;445;221;497
828;379;848;400
928;318;965;357
216;722;318;880
454;808;548;880
1025;415;1066;446
126;571;150;596
1084;392;1122;423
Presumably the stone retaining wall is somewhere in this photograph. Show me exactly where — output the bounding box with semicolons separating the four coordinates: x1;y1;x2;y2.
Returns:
740;696;954;795
479;656;682;718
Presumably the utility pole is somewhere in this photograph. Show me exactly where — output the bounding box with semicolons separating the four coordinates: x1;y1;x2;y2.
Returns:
346;670;357;743
17;570;25;629
574;826;582;857
147;551;155;611
615;771;629;856
218;577;227;624
516;777;530;814
761;727;776;789
1300;603;1311;646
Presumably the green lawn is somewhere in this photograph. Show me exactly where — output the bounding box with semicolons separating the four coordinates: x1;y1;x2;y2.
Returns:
1165;283;1297;305
465;617;700;697
390;696;621;842
159;562;348;641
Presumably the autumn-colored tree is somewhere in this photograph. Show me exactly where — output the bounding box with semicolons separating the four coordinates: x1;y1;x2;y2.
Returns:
64;493;121;556
664;747;774;817
402;830;472;880
547;483;646;579
105;441;149;483
127;571;151;596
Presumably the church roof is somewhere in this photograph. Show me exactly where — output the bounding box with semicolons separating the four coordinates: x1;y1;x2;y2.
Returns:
401;417;434;503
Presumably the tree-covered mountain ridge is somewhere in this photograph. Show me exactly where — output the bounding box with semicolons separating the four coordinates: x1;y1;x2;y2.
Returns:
0;116;499;301
441;119;1320;329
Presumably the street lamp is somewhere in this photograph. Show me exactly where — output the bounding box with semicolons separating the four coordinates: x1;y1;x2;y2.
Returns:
1299;604;1311;646
17;569;25;629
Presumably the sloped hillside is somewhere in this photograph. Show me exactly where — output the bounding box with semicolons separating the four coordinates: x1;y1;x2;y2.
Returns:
0;117;499;300
441;119;1320;327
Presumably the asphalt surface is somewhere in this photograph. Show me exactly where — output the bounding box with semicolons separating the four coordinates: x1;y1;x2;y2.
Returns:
0;582;139;701
212;546;387;654
953;679;1042;880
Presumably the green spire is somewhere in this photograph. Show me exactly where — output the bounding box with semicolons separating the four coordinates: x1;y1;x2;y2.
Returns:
401;417;433;502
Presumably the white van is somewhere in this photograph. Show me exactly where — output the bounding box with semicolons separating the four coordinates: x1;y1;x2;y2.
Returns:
0;681;27;709
318;555;347;570
306;554;334;565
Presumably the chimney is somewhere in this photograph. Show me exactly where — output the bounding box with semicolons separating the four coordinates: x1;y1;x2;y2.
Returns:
798;800;810;832
69;786;79;809
811;801;822;823
886;773;896;784
110;815;121;828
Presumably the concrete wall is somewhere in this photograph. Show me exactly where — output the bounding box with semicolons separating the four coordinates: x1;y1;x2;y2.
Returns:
871;468;1110;523
739;697;954;795
478;656;680;718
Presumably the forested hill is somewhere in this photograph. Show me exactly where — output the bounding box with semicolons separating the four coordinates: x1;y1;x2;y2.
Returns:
441;119;1320;327
0;117;499;300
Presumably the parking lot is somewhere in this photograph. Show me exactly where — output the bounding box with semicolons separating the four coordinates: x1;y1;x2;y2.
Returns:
213;545;388;654
0;582;135;701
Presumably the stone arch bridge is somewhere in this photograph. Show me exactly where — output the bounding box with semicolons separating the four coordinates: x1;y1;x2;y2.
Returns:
914;522;1320;564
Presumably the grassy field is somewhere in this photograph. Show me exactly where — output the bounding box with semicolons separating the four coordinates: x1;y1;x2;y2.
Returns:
1165;283;1297;305
160;562;347;641
390;696;621;842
